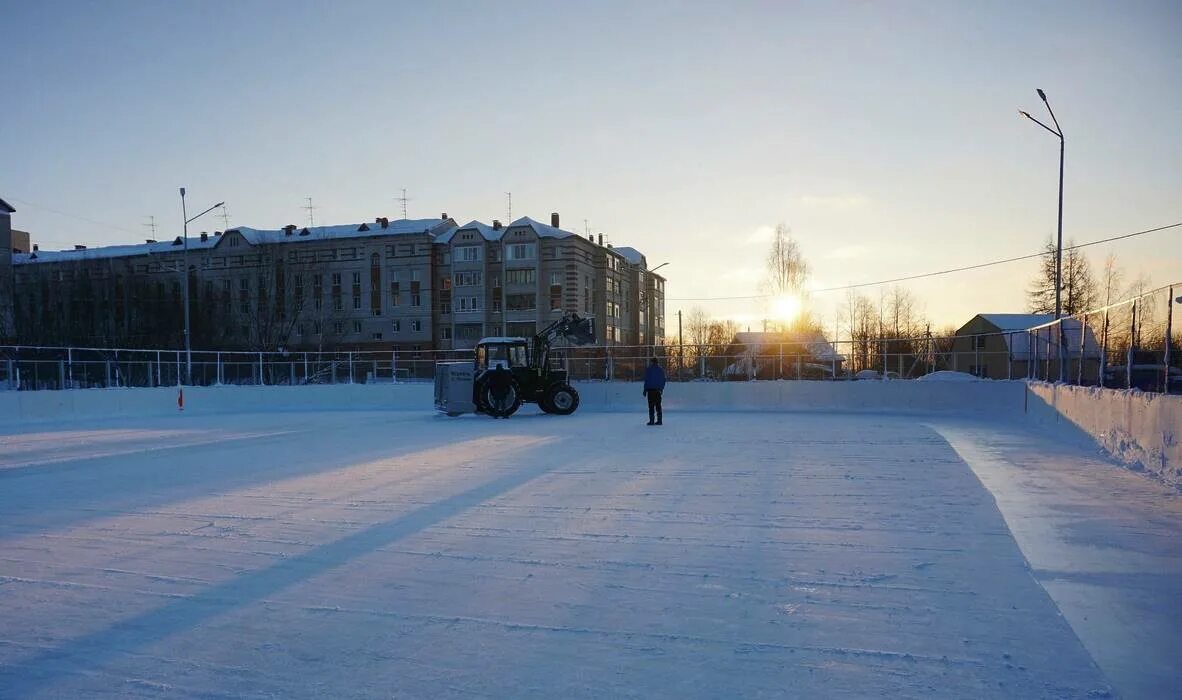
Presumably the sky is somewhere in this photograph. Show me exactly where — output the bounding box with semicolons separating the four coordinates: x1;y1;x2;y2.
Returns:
3;0;1180;334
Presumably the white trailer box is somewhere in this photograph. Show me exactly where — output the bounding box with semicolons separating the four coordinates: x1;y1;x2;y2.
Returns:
434;362;477;415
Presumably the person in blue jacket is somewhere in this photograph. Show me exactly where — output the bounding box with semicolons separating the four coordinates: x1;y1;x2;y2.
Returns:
642;357;666;425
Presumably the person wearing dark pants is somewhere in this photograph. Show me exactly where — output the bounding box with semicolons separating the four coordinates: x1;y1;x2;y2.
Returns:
643;357;666;425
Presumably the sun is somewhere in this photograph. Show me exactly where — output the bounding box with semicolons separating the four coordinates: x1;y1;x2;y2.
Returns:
772;294;802;323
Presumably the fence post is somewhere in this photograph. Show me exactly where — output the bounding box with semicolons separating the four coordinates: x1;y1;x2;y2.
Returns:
58;359;65;390
303;352;309;385
105;358;112;388
1127;298;1137;389
391;349;397;383
1057;322;1066;383
290;361;296;386
176;351;181;386
371;359;377;384
1030;331;1038;380
348;351;354;384
1165;286;1174;394
258;352;265;386
5;359;13;390
1006;332;1012;381
778;343;783;379
974;336;980;377
1078;315;1087;385
1100;308;1109;388
216;352;222;385
67;347;73;389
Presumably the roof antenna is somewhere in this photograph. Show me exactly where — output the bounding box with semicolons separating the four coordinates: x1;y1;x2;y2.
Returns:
397;188;410;219
143;215;158;238
302;196;316;228
506;191;512;222
218;204;230;230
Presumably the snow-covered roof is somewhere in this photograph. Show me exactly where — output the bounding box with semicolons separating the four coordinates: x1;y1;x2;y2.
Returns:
507;216;577;239
14;236;221;264
435;220;505;244
13;218;452;265
976;314;1055;331
0;197;14;214
613;246;645;265
231;218;449;245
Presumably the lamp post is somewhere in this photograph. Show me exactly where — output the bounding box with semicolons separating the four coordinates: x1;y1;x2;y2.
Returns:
179;188;225;384
1020;89;1065;380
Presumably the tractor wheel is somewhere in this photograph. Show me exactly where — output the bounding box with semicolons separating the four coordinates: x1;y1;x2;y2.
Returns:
483;378;523;418
542;383;580;415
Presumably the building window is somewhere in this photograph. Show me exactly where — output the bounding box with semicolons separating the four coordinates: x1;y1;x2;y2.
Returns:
456;271;482;287
313;321;321;335
392;320;401;332
507;243;536;261
229;236;239;248
372;332;383;340
550;272;562;287
411;320;422;332
974;335;987;349
334;296;343;311
352;320;362;334
457;245;482;263
441;326;453;340
333;321;344;335
390;281;401;306
296;324;305;336
506;293;536;311
506;268;536;285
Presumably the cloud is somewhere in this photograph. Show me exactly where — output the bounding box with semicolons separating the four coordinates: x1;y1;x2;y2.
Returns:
796;194;870;209
823;244;870;260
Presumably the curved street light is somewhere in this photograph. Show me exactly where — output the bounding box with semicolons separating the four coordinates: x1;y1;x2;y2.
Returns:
179;188;225;384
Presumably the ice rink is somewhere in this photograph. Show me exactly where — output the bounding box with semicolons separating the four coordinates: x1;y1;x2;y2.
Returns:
1;406;1180;698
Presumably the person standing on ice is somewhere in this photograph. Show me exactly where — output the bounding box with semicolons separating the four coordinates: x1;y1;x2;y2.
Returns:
643;357;666;426
486;364;515;418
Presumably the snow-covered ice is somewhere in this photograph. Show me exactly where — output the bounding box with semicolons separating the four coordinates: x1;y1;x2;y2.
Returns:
1;406;1178;698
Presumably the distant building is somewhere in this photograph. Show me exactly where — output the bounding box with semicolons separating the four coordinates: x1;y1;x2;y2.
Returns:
0;197;16;341
951;313;1101;380
8;211;664;354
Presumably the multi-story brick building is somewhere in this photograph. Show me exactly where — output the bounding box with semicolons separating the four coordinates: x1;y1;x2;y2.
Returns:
0;197;17;342
5;209;665;352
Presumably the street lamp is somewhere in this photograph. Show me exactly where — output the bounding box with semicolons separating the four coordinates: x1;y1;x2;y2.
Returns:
179;187;225;384
650;261;671;273
1019;89;1065;321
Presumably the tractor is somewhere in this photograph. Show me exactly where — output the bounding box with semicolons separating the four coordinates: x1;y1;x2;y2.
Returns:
434;313;596;418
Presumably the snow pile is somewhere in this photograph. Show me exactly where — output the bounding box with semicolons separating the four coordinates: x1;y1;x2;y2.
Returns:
916;371;980;382
1025;382;1182;487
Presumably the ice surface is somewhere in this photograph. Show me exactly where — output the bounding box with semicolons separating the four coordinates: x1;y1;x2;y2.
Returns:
0;409;1142;698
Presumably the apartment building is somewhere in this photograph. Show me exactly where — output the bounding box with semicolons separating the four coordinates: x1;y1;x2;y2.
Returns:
6;209;665;352
0;197;16;341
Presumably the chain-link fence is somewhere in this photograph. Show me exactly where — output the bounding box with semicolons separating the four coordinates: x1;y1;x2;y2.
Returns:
3;284;1175;393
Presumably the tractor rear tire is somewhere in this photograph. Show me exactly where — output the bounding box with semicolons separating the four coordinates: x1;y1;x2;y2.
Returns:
543;383;579;415
483;378;523;418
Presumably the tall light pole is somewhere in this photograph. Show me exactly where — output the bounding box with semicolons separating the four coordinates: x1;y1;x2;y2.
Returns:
1019;89;1065;320
179;188;224;384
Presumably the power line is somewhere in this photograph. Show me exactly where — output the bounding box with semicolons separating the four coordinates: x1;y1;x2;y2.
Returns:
5;196;146;237
669;221;1182;301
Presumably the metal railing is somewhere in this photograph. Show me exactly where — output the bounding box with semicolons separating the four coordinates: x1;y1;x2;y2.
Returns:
2;283;1175;394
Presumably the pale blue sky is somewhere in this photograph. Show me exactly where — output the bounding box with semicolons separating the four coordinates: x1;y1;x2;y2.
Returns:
3;0;1180;330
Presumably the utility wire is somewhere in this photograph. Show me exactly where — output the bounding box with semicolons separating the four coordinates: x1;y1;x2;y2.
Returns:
5;196;147;238
669;221;1182;301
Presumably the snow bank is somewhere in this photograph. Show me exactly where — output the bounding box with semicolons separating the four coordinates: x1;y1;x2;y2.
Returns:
1024;383;1182;487
0;380;1026;425
916;371;980;382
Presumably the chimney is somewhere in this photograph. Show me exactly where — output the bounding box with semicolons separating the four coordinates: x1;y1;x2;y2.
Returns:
145;239;156;244
550;212;560;228
587;234;593;242
33;244;39;252
285;228;293;237
598;233;603;246
375;217;382;224
200;233;209;242
75;244;87;250
493;220;502;230
441;212;448;220
380;217;389;229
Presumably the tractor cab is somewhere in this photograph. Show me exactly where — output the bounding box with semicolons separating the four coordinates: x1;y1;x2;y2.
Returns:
474;338;530;372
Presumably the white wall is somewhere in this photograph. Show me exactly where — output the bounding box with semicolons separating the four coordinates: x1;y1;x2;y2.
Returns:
1025;383;1182;488
0;380;1024;425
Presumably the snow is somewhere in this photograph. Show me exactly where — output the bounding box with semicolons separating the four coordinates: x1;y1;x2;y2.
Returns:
977;313;1055;330
612;246;645;265
1025;382;1182;488
12;219;449;265
1;383;1179;697
916;371;981;382
435;220;506;244
509;216;576;239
